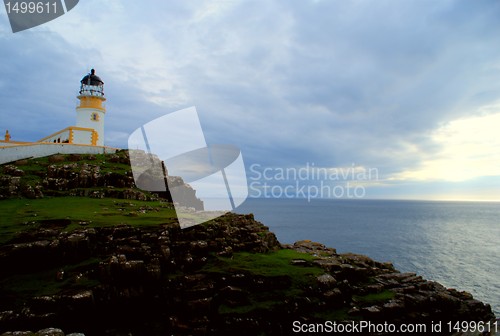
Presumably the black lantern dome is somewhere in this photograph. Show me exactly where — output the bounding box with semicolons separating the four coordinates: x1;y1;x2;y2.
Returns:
80;69;103;86
79;69;104;97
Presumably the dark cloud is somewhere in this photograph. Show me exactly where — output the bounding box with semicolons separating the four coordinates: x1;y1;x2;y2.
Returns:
1;0;500;199
0;32;83;140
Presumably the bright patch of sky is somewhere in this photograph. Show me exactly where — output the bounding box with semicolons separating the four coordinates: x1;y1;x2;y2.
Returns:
394;109;500;182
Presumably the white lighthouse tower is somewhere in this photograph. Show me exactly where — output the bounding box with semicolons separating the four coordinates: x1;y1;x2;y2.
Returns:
75;69;106;146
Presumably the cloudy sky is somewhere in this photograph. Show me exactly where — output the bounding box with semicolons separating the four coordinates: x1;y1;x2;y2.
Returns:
1;0;499;201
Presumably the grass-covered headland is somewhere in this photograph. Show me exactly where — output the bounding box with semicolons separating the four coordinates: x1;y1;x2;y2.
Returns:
0;153;495;336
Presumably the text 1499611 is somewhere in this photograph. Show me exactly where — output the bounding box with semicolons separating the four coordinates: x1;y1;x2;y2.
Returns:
5;1;58;14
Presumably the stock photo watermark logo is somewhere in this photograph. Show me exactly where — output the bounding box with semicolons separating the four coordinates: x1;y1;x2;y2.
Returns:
4;0;79;33
128;107;248;229
249;163;379;201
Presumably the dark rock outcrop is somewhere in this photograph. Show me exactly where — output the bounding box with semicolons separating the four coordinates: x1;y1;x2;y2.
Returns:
0;151;202;208
0;327;84;336
287;241;497;334
0;215;495;336
0;213;283;335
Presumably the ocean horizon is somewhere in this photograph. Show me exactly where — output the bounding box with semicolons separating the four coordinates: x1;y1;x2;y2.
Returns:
235;197;500;316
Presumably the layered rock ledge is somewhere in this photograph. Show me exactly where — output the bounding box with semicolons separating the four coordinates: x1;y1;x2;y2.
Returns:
0;213;495;336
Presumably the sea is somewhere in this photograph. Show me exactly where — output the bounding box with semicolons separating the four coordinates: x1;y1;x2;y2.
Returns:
235;198;500;316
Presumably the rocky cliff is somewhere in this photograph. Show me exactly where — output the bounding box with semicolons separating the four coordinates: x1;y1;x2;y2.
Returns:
0;154;496;335
0;151;201;208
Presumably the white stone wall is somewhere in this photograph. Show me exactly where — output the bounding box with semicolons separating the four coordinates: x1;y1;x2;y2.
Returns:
76;108;105;146
0;143;117;165
72;129;94;145
0;142;29;147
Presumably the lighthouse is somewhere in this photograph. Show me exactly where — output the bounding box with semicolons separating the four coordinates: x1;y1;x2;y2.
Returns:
75;69;106;146
0;68;117;165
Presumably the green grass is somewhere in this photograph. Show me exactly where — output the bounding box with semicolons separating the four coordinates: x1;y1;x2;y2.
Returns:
3;152;133;190
218;300;279;314
204;249;325;315
0;196;177;244
0;257;102;300
353;289;395;304
209;252;395;317
203;249;322;280
12;157;49;174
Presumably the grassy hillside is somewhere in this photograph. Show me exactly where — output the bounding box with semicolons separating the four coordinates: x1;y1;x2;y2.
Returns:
0;197;177;244
0;152;179;244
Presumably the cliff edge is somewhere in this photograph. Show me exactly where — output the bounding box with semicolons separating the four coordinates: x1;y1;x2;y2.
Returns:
0;153;496;335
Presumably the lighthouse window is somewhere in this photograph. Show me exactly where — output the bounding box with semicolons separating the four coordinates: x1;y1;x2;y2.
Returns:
91;113;99;121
